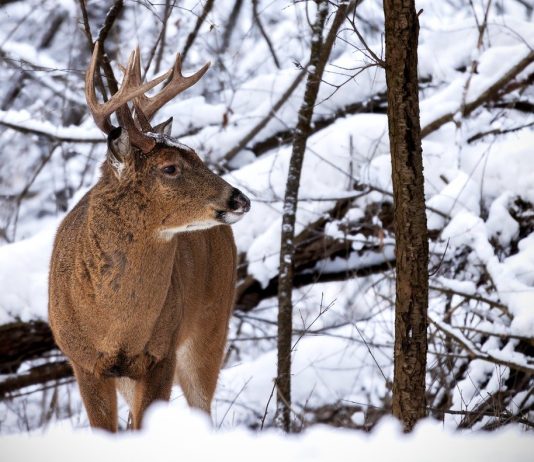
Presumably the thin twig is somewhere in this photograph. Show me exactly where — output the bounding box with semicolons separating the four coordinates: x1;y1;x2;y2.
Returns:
428;284;508;311
252;0;280;69
11;144;58;240
221;66;308;164
78;0;108;101
467;121;534;143
182;0;215;62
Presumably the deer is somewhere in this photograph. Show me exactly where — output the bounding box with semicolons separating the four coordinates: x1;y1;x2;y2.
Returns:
48;42;250;432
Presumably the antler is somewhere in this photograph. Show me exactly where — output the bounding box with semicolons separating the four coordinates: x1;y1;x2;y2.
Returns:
130;46;210;121
85;42;209;152
85;42;171;134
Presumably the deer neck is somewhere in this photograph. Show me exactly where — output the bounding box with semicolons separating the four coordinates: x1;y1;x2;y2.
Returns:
84;181;177;310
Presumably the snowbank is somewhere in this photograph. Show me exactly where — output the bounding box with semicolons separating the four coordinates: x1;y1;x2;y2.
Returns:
1;407;532;462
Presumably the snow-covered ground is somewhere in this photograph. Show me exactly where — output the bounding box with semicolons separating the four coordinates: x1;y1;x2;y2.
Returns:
2;406;534;462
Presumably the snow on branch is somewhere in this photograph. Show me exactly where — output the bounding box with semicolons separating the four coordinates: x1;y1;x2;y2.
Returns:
421;47;534;137
0;110;104;143
429;314;534;375
1;40;64;74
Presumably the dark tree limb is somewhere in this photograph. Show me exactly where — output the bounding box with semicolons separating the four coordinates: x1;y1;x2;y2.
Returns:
249;92;387;158
467;121;534;143
78;0;108;102
0;0;25;6
0;321;56;374
238;255;395;312
153;0;174;74
0;362;72;399
78;0;124;104
93;0;124;98
95;0;124;45
220;0;243;55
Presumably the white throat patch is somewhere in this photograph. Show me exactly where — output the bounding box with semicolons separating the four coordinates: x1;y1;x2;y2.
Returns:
158;220;221;241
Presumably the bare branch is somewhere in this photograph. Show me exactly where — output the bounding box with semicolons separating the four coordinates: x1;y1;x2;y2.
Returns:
252;0;281;69
221;66;308;165
421;50;534;137
0;110;104;142
0;362;72;399
429;314;534;375
182;0;215;62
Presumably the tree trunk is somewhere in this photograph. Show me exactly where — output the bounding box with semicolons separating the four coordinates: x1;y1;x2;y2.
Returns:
275;0;357;432
276;0;328;432
383;0;429;432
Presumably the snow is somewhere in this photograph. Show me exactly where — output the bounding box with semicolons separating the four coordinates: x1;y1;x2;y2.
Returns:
0;221;57;324
0;110;104;142
217;328;390;427
442;211;534;337
1;410;533;462
485;192;520;248
434;276;476;296
426;171;481;231
460;131;534;204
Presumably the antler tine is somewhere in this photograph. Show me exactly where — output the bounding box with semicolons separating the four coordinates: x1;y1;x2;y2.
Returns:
129;45;154;131
133;52;211;121
85;42;172;133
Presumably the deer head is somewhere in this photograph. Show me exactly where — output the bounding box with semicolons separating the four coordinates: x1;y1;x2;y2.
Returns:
85;42;250;240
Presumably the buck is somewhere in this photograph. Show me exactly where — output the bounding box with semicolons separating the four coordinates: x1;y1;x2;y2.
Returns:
48;43;250;431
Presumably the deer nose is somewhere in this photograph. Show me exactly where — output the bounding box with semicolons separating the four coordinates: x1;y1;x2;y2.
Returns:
229;188;251;213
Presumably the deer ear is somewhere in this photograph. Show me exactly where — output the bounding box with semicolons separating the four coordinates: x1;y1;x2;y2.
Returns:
153;117;173;136
107;127;131;178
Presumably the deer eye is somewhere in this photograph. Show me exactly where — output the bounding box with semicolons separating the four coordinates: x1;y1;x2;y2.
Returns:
162;165;178;176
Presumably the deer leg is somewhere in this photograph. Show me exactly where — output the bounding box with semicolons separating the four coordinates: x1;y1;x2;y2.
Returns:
174;334;227;415
72;363;117;432
131;353;176;429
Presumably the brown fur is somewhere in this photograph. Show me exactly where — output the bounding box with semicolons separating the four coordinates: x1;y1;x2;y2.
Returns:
49;136;244;431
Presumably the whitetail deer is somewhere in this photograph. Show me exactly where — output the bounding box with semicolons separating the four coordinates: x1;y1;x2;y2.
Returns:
48;43;250;431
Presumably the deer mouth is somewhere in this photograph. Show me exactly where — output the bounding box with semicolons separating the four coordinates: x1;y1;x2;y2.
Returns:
215;209;246;225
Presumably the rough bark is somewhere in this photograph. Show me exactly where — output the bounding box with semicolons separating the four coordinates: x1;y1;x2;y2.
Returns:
275;0;357;432
275;0;328;432
383;0;429;431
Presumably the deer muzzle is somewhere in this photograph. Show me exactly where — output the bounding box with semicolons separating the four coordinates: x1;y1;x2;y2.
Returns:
216;188;251;224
